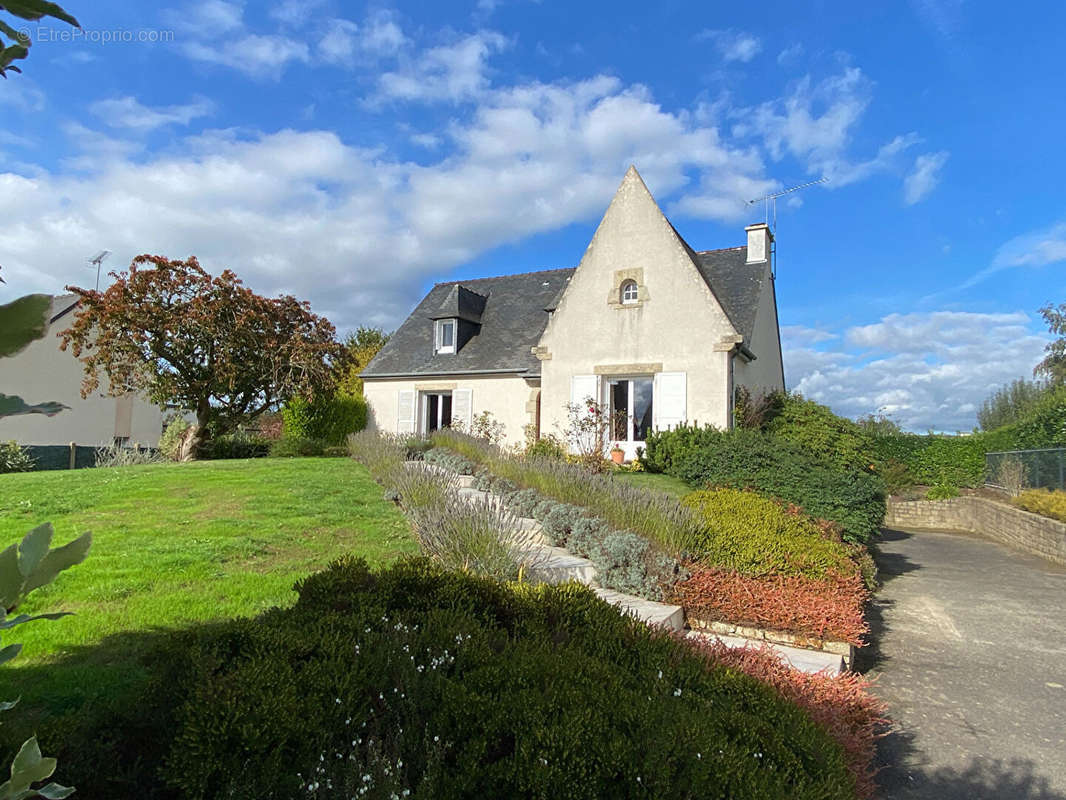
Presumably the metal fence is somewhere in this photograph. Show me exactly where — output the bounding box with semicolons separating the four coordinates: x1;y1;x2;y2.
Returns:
985;448;1066;492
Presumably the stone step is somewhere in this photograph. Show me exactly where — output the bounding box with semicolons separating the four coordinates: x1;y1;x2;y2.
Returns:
519;544;597;585
685;630;846;676
594;588;685;631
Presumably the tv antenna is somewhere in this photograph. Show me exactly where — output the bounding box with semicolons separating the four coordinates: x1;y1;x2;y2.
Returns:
747;178;827;279
87;250;111;292
748;177;828;232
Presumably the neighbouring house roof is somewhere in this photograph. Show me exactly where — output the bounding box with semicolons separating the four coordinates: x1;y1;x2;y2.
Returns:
362;268;575;378
364;239;768;380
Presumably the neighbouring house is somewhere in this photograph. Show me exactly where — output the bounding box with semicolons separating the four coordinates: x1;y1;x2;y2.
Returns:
362;166;785;459
0;294;165;450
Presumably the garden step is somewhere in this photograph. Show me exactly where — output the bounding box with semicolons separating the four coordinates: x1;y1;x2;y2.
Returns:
685;630;846;676
518;544;597;585
594;588;685;631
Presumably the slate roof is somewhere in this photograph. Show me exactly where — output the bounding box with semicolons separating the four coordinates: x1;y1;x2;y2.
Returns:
362;268;575;378
691;246;765;343
363;240;768;379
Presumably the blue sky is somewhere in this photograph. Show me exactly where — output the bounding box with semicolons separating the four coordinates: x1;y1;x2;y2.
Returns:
2;0;1063;431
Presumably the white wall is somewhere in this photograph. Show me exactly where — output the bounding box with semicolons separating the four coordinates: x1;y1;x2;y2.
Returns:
0;296;164;446
364;373;539;449
537;167;738;439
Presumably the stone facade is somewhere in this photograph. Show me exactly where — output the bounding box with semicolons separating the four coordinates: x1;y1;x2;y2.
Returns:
885;497;1066;566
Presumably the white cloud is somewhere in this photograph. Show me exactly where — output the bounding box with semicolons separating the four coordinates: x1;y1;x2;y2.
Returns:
269;0;326;26
777;43;804;65
376;31;509;103
318;12;407;66
903;150;949;204
90;96;215;131
698;29;763;63
957;220;1066;290
169;0;309;78
784;311;1049;431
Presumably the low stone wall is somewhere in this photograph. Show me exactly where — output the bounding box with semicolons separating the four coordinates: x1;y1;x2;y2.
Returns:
885;496;1066;566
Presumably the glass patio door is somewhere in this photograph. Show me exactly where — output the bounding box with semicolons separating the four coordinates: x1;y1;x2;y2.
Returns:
608;377;653;460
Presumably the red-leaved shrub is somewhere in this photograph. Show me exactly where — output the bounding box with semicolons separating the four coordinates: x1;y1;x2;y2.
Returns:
672;566;870;646
686;635;887;800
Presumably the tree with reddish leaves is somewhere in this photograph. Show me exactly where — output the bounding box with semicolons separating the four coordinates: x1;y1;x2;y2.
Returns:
60;254;342;460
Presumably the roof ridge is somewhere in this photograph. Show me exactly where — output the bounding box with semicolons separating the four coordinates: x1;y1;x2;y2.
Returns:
695;246;745;254
432;266;575;287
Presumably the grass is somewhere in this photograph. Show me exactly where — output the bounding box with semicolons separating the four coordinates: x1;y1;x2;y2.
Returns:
0;457;415;729
611;470;692;498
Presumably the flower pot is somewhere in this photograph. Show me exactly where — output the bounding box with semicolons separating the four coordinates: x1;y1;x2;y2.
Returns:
610;449;625;465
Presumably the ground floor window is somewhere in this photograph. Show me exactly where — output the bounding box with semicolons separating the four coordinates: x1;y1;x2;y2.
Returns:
422;392;452;435
608;377;653;443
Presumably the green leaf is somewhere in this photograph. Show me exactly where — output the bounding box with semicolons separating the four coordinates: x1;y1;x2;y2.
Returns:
0;41;29;72
0;294;51;358
0;544;22;610
0;611;72;630
36;783;75;799
22;531;91;595
1;1;80;28
17;523;53;579
0;395;69;419
0;698;20;712
10;736;57;786
0;643;22;666
0;20;30;45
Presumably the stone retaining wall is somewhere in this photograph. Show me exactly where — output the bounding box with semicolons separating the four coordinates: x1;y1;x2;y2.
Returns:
885;496;1066;566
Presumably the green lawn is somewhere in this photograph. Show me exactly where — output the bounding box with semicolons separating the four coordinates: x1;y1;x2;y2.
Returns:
0;458;415;728
612;470;692;498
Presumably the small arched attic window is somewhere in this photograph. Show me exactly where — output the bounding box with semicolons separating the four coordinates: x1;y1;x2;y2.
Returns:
620;280;639;305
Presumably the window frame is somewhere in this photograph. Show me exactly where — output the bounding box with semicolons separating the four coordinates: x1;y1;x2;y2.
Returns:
620;280;639;305
435;318;456;354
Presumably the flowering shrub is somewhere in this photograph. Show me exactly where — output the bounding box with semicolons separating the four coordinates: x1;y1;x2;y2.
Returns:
673;566;870;646
45;558;861;799
0;440;35;473
685;634;887;800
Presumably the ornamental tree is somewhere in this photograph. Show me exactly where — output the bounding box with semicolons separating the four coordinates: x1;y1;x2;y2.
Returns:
60;254;342;459
1035;302;1066;385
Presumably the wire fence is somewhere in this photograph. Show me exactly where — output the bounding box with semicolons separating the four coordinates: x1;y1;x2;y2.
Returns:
985;448;1066;492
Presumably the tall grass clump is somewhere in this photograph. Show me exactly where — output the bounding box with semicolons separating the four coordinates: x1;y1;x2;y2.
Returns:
432;429;706;556
94;442;166;468
347;429;406;488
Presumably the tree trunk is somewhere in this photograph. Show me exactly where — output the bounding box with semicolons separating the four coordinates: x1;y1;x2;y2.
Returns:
179;404;211;461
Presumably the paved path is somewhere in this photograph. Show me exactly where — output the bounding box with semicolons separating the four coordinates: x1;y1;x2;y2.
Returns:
863;528;1066;799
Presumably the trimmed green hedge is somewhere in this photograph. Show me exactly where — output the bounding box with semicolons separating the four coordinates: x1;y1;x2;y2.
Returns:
645;426;885;545
766;395;876;475
39;558;856;800
868;388;1066;487
282;393;368;446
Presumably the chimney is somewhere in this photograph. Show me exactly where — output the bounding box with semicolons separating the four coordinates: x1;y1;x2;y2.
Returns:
745;223;773;264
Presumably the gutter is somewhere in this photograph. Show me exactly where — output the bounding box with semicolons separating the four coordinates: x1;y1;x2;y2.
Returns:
362;367;536;379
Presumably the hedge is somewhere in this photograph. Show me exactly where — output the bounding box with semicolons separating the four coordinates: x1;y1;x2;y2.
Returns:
645;426;885;544
282;392;368;446
37;557;862;800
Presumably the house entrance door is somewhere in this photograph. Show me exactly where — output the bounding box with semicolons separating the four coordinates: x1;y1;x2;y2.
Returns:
422;392;452;436
608;377;653;462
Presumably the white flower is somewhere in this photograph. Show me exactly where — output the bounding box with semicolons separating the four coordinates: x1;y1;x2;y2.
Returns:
673;688;682;697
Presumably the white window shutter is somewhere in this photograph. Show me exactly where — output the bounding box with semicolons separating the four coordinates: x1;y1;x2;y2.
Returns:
654;372;686;431
452;389;473;430
397;390;416;435
570;375;599;409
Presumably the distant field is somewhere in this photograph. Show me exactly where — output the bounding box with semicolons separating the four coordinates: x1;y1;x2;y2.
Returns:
0;458;415;727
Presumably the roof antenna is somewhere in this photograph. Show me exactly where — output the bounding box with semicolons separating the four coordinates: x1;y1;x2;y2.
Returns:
747;177;827;278
87;250;111;292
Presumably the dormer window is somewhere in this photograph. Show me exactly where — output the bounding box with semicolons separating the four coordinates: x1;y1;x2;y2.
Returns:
620;280;639;304
435;318;456;354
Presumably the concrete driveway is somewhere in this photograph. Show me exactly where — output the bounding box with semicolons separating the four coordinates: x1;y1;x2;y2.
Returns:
862;528;1066;799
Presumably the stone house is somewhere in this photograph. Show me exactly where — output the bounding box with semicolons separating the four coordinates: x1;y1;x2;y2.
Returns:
362;166;785;458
